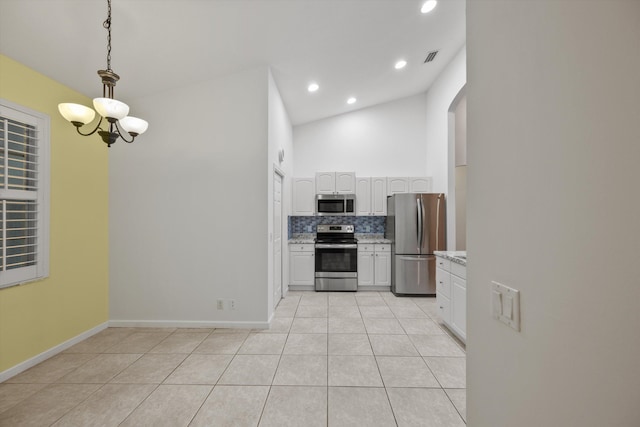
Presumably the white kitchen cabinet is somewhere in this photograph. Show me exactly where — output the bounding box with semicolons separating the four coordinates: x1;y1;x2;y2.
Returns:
289;244;315;286
355;177;387;216
357;246;375;287
316;172;356;194
374;245;391;286
387;177;409;195
435;255;466;343
409;177;432;193
387;177;433;195
292;178;315;216
358;243;391;288
451;274;467;339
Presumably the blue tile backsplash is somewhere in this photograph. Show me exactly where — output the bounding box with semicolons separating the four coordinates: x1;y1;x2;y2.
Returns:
288;216;385;238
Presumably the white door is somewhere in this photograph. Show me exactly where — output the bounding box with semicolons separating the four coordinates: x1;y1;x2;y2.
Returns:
273;172;283;309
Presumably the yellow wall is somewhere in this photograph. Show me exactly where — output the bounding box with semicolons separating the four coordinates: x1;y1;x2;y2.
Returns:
0;55;109;372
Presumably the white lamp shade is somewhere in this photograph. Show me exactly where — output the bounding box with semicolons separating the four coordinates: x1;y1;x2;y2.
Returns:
93;97;129;120
119;116;149;135
58;103;96;124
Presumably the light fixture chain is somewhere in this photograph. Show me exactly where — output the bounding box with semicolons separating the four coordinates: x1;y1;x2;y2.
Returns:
103;0;112;71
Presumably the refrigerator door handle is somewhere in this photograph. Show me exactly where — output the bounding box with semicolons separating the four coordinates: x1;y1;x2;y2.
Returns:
417;197;424;251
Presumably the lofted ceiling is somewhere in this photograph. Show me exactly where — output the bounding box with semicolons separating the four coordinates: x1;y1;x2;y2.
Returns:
0;0;465;126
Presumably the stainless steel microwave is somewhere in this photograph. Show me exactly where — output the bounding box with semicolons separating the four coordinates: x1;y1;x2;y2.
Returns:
316;194;356;216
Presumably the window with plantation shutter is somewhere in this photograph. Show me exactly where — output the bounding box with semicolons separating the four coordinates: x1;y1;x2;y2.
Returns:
0;99;49;289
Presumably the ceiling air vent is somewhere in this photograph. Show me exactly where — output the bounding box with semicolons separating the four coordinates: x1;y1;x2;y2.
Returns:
424;50;439;63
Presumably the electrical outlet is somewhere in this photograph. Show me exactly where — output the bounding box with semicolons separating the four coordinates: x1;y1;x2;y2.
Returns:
217;299;224;310
229;299;236;310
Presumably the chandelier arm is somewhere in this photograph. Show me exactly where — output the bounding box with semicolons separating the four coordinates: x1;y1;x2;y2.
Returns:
74;117;105;137
114;120;136;144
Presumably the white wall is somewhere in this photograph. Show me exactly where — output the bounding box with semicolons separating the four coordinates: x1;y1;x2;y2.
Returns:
454;95;467;167
425;46;466;194
467;2;640;426
422;47;466;250
293;93;428;177
267;69;293;315
109;66;271;327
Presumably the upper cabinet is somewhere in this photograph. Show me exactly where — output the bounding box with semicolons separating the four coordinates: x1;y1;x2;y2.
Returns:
356;177;387;216
316;172;356;194
387;177;409;195
292;177;315;216
387;177;433;195
409;177;432;193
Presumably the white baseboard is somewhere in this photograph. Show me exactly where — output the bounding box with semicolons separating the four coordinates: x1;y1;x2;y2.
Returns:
289;285;314;291
108;319;270;330
0;322;108;383
357;286;391;292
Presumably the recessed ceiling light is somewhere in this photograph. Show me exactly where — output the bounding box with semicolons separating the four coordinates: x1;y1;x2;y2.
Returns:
308;82;319;93
347;97;357;105
421;0;437;14
395;60;407;70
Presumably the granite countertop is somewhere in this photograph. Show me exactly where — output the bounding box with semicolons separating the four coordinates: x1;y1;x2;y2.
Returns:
434;250;467;266
355;234;392;244
288;234;315;244
288;233;392;244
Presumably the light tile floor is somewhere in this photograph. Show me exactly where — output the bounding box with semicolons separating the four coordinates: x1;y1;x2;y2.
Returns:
0;291;466;426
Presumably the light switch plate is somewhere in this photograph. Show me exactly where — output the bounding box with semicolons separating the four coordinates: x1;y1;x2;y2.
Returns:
491;281;520;331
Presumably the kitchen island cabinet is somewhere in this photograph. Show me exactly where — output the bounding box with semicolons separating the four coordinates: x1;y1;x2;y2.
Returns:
434;252;466;343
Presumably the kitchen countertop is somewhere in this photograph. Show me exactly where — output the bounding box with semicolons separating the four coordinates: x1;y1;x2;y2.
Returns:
288;234;392;244
355;234;392;244
434;250;467;266
288;234;315;244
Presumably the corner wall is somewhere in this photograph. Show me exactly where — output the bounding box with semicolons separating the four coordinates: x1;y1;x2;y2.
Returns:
424;46;466;194
0;55;109;373
467;2;640;426
267;70;293;313
109;66;271;326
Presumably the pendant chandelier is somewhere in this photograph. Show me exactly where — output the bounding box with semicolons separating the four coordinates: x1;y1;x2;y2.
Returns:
58;0;148;147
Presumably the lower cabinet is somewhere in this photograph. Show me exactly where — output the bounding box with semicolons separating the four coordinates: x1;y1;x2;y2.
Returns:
435;256;466;343
358;244;391;288
289;244;315;286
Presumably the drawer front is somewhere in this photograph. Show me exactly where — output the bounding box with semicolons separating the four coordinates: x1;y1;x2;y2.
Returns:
375;244;391;253
436;257;450;272
436;267;451;297
289;243;315;252
451;262;466;279
358;244;374;252
436;292;451;324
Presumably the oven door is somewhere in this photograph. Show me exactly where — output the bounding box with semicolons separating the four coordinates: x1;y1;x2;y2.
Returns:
315;244;357;276
315;243;358;291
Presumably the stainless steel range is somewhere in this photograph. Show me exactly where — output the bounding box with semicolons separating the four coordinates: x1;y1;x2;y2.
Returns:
315;224;358;292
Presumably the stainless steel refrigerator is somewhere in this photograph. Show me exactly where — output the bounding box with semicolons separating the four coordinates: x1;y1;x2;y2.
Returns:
386;193;446;296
